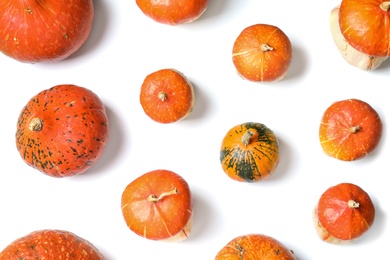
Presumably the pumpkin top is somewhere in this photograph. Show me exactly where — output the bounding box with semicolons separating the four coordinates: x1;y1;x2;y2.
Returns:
317;183;375;241
339;0;390;56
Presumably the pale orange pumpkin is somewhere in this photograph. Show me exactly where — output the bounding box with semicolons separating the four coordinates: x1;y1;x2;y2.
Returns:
314;183;375;244
215;234;297;260
140;68;195;124
232;24;292;82
121;169;193;242
319;98;382;161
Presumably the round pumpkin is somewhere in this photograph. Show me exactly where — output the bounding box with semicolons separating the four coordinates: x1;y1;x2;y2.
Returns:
232;24;292;82
135;0;208;25
319;98;382;161
220;122;279;182
339;0;390;57
121;169;193;241
215;234;297;260
140;68;195;124
15;84;109;177
314;183;375;244
0;229;104;259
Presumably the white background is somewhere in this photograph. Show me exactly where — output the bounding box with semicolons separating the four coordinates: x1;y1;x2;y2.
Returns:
1;0;389;259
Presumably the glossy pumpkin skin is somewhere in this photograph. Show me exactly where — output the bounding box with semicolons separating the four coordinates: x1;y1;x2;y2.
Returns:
215;234;296;260
16;84;109;177
339;0;390;57
0;0;94;63
0;229;104;260
136;0;208;25
121;169;193;241
319;98;382;161
314;183;375;243
232;24;292;82
220;122;279;182
140;69;195;124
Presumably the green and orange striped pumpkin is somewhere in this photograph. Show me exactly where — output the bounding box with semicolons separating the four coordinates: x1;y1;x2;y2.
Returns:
220;122;279;182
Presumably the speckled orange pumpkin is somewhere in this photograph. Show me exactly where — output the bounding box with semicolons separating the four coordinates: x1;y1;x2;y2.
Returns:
220;122;280;182
140;68;195;124
15;84;109;177
314;183;375;244
215;234;297;260
319;98;382;161
232;24;292;82
0;229;104;260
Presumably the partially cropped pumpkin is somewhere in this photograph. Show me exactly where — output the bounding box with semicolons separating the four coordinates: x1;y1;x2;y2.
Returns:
0;229;104;259
220;122;279;182
330;0;390;70
314;183;375;244
15;84;109;177
215;234;296;260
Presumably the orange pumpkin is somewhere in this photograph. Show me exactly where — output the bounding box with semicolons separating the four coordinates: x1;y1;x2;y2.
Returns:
140;68;195;124
314;183;375;244
121;169;193;241
339;0;390;57
232;24;292;82
220;122;279;182
136;0;208;25
0;229;104;259
319;98;382;161
215;234;297;260
15;84;109;177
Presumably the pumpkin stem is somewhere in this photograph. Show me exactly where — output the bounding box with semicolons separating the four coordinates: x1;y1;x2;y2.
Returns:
158;91;168;101
148;188;178;203
29;118;43;132
261;43;274;52
242;130;254;146
380;1;390;11
348;200;360;208
349;125;361;134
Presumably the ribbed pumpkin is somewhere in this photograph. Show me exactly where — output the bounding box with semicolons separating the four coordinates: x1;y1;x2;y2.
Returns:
314;183;375;244
15;84;109;177
0;229;104;260
220;122;279;182
215;234;297;260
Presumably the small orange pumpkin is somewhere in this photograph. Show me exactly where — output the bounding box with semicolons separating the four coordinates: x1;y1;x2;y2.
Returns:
15;84;109;177
319;98;382;161
121;169;193;242
314;183;375;244
220;122;279;182
232;24;292;82
215;234;297;260
140;68;195;124
339;0;390;57
0;229;104;260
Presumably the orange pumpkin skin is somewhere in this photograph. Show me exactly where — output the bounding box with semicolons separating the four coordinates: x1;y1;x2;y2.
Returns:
140;69;195;124
215;234;296;260
135;0;208;25
319;98;382;161
314;183;375;244
121;169;193;241
0;229;104;260
220;122;279;182
232;24;292;82
15;84;109;177
339;0;390;57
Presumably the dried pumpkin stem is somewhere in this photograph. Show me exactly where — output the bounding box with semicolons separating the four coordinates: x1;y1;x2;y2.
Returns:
261;43;274;52
29;118;43;132
348;200;360;208
380;1;390;11
148;188;178;203
349;125;361;134
158;91;168;101
241;130;254;146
